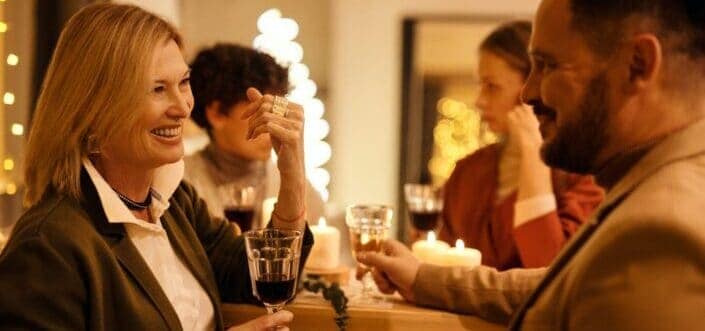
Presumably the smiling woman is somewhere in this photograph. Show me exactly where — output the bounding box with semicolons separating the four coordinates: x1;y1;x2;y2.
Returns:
96;39;193;177
0;3;312;331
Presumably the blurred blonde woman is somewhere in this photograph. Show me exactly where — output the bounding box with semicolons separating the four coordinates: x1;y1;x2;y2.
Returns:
0;4;311;331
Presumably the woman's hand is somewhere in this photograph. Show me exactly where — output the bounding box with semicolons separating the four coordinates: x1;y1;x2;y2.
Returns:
242;88;306;230
507;104;554;219
226;310;294;331
506;104;543;155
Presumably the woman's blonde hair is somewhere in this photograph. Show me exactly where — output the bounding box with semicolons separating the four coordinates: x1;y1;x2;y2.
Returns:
24;3;182;207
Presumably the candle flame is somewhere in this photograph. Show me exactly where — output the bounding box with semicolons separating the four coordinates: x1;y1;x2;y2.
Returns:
455;239;465;250
318;217;327;228
427;231;436;243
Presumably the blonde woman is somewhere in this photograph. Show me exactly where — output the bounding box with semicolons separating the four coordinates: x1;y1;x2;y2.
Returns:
0;4;310;331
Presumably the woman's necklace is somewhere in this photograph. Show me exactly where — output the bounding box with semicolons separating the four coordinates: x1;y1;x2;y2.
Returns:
114;189;152;211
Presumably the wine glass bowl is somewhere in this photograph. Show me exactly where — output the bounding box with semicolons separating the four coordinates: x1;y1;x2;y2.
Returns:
349;225;386;270
404;184;443;234
220;185;258;232
244;229;303;314
345;204;393;303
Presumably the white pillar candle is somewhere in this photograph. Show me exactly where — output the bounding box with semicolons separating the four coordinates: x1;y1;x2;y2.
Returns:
411;231;450;265
307;218;341;270
261;197;277;228
440;239;482;268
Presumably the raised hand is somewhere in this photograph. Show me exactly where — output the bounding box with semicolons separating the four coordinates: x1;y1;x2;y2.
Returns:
242;88;306;229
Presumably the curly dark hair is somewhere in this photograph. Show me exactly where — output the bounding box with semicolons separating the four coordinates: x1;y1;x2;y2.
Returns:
189;43;289;132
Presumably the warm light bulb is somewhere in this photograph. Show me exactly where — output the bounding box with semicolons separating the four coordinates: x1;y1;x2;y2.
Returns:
257;8;282;35
3;92;14;105
11;123;24;136
309;167;331;189
288;63;310;85
278;18;299;41
291;79;316;100
283;41;303;64
0;22;7;33
6;183;17;195
6;53;18;66
303;98;324;120
306;141;331;168
3;158;14;171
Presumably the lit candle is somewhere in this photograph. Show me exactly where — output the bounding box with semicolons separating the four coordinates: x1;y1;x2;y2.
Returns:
411;231;449;264
440;239;482;268
307;218;341;270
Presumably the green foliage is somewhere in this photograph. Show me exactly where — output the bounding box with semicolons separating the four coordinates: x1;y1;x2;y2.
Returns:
303;275;349;330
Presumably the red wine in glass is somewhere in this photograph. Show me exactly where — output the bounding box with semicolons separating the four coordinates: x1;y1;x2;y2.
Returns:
224;207;255;232
408;210;441;231
255;273;296;305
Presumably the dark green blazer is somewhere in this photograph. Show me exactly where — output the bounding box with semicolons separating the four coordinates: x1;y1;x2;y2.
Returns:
0;169;313;330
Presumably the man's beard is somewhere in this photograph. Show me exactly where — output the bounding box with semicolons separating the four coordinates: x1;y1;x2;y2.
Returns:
541;72;611;174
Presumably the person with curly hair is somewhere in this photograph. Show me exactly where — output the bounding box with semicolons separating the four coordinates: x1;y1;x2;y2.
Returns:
184;43;325;232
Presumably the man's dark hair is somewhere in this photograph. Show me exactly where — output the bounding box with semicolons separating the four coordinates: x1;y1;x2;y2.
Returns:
570;0;705;61
189;43;289;132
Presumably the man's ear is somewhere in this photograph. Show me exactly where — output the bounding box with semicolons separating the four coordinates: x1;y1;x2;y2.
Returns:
205;101;226;130
628;33;662;91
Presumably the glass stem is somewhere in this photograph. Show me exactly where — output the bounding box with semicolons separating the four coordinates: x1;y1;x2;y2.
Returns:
361;270;375;298
265;305;284;331
265;304;283;314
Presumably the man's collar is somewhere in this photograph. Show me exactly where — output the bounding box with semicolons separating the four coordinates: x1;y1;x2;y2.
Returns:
593;141;657;190
599;116;705;208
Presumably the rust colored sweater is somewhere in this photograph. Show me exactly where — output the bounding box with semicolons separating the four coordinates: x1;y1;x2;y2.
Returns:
439;144;604;270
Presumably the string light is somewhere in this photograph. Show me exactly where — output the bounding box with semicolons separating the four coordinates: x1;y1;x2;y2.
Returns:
254;8;331;201
428;98;497;185
10;123;23;136
3;92;13;105
3;158;13;171
1;2;21;198
6;53;17;66
5;183;16;195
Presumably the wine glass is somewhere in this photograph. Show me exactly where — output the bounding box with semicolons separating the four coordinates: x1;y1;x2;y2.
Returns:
220;184;258;232
245;228;302;319
404;184;443;238
346;204;393;304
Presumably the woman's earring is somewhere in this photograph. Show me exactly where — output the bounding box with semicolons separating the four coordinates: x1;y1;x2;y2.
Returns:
87;135;101;156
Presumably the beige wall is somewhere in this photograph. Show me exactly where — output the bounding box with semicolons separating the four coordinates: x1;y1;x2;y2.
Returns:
113;0;180;25
327;0;539;233
180;0;330;87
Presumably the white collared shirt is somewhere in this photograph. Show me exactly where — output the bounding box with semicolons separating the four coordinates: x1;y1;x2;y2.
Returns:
83;159;215;331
